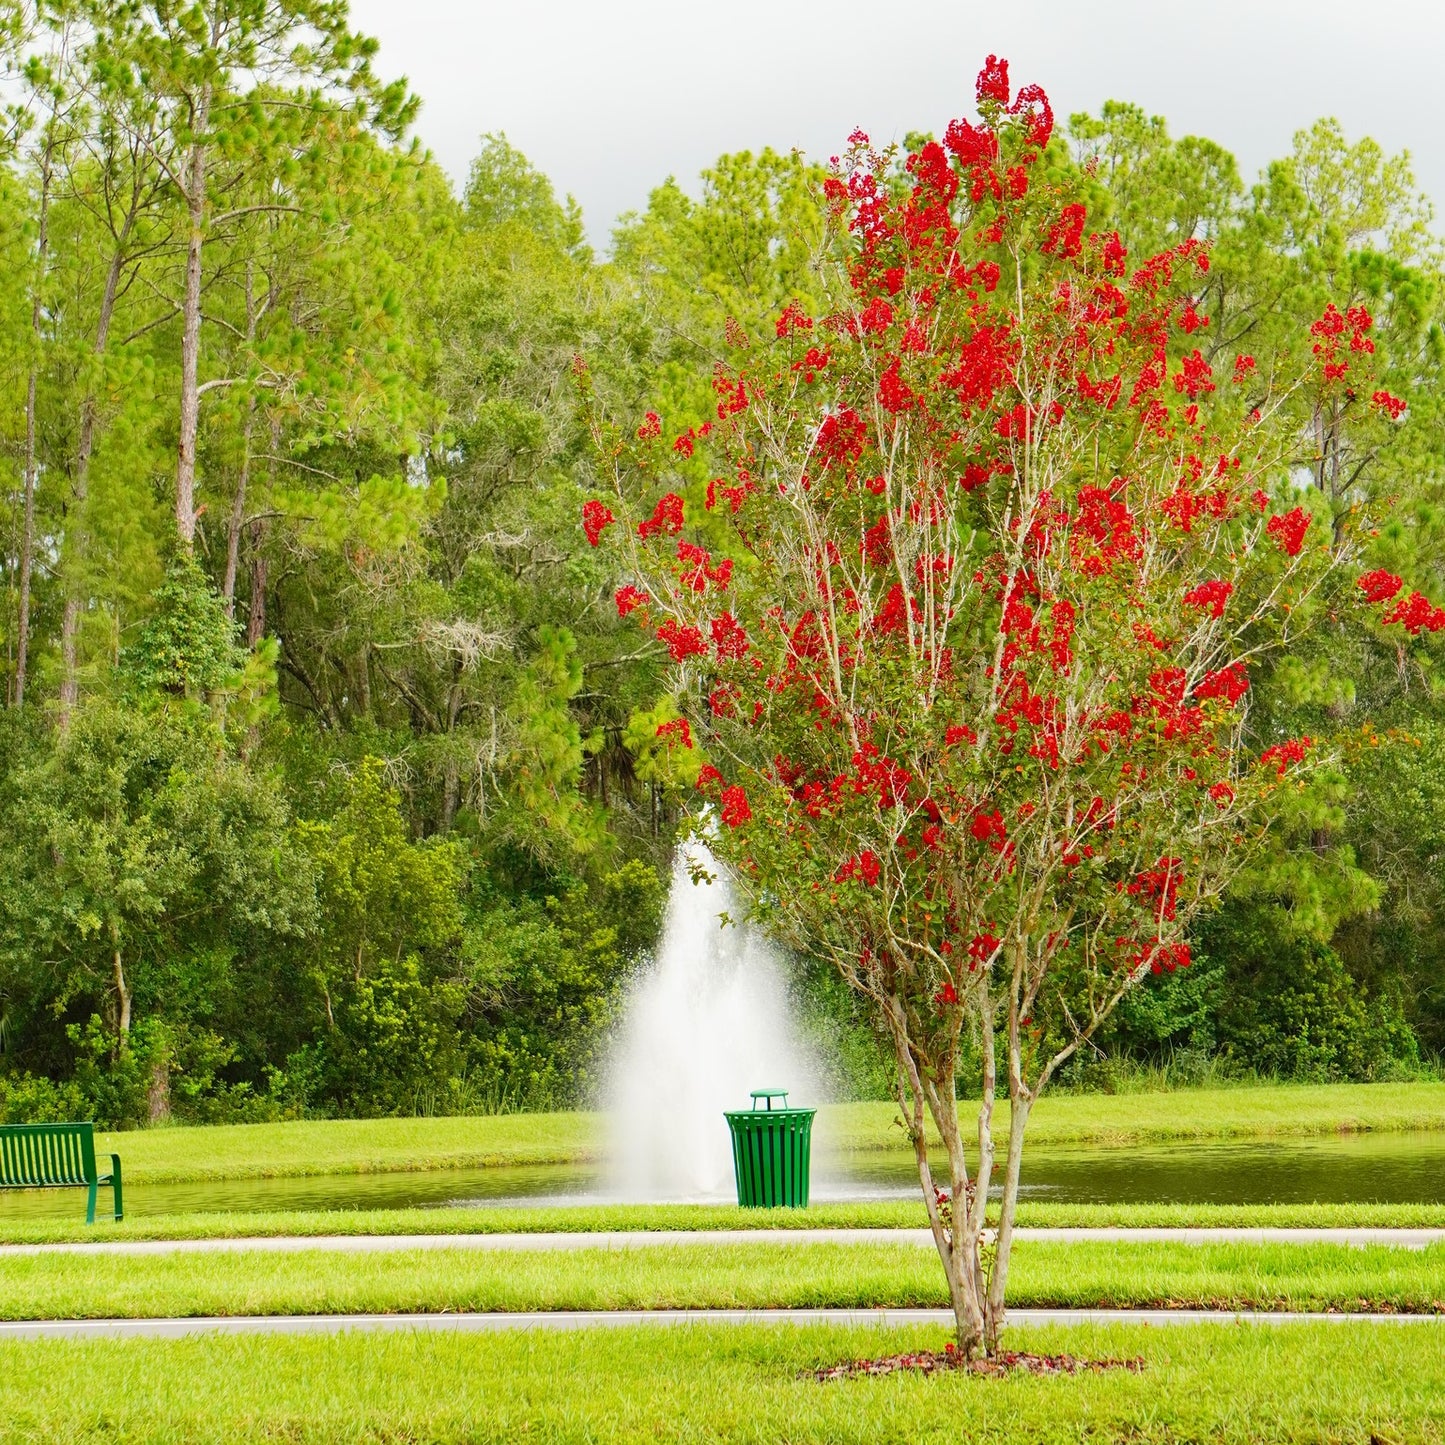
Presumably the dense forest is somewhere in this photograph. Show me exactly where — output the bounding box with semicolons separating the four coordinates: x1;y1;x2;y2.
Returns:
0;3;1442;1127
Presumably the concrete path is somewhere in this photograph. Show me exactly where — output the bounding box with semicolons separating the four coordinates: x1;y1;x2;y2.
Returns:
0;1307;1441;1341
2;1226;1441;1258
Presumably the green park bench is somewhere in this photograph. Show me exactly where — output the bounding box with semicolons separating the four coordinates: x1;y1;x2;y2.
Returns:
0;1122;123;1224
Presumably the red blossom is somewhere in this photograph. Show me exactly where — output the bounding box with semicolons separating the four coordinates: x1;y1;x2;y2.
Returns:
711;612;751;660
1195;665;1249;705
1232;354;1257;384
720;785;753;827
1128;857;1181;922
582;500;614;547
835;849;882;886
695;764;723;792
945;724;977;746
975;54;1010;105
615;585;648;617
1371;389;1407;420
1042;203;1087;259
776;300;813;338
638;493;686;539
636;412;662;441
1382;590;1445;635
1265;507;1311;557
1173;349;1215;400
1357;570;1404;604
657;619;706;662
1183;579;1234;619
877;357;914;413
814;409;869;469
656;718;693;750
934;979;958;1008
967;931;1000;967
1259;737;1313;777
1208;781;1235;809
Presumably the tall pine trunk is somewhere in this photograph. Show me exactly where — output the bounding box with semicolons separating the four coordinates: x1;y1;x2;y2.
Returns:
175;84;211;549
16;142;55;708
59;230;131;729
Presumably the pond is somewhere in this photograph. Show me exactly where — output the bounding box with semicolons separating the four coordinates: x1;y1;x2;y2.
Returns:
3;1130;1445;1219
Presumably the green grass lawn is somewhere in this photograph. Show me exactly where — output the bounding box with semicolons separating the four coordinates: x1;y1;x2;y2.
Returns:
0;1322;1441;1443
5;1199;1445;1246
90;1081;1445;1184
0;1240;1441;1319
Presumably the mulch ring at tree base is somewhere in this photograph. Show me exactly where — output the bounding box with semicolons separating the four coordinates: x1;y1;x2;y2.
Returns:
809;1348;1147;1383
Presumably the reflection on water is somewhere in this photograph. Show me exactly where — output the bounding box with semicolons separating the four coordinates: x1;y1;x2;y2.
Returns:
4;1130;1444;1221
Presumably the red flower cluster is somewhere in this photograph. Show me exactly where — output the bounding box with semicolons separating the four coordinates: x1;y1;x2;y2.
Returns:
615;585;648;617
835;849;882;886
1195;664;1248;705
967;931;1000;967
1265;507;1311;557
1173;349;1215;400
638;493;685;539
1383;590;1445;635
677;541;732;592
656;619;706;662
1183;580;1233;619
582;500;614;547
720;785;752;827
711;612;750;660
1371;389;1407;420
776;300;813;338
1310;303;1374;381
1259;737;1313;776
636;412;662;441
656;718;693;750
1128;858;1181;923
1357;570;1404;604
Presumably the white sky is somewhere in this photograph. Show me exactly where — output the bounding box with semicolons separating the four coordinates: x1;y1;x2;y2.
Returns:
349;0;1444;246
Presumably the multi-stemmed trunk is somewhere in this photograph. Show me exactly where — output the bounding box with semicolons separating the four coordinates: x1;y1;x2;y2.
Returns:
888;978;1035;1358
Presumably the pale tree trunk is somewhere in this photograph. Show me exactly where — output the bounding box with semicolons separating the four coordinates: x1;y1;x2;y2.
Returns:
889;966;1036;1358
59;225;133;729
16;144;55;708
175;86;212;548
223;260;259;614
111;922;131;1039
223;401;255;612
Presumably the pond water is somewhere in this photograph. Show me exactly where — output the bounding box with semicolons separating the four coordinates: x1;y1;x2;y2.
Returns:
4;1130;1444;1220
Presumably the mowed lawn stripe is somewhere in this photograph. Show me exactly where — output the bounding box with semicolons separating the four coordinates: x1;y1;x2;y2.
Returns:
0;1241;1441;1320
1;1322;1444;1443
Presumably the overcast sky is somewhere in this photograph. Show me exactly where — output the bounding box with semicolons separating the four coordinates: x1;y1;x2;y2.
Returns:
349;0;1443;247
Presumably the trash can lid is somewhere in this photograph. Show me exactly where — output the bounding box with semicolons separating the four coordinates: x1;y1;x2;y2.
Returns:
750;1089;790;1110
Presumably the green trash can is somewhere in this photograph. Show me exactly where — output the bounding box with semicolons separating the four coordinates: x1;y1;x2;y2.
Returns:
725;1089;815;1208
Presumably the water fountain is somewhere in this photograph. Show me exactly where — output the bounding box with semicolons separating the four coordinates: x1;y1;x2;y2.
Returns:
604;841;821;1201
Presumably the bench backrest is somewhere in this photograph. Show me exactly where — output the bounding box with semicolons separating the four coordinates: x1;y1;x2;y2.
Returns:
0;1122;98;1187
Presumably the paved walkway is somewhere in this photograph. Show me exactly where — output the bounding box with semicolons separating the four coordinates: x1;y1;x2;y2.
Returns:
2;1226;1441;1258
0;1306;1441;1341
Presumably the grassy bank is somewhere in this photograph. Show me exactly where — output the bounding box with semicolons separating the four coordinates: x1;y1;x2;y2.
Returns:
1;1239;1443;1319
85;1081;1445;1184
0;1323;1442;1443
6;1199;1445;1246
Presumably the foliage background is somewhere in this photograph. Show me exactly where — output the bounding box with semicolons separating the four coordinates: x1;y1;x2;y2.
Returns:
0;13;1441;1125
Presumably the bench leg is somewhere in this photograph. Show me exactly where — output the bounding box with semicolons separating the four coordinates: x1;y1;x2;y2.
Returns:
86;1180;97;1226
110;1155;124;1222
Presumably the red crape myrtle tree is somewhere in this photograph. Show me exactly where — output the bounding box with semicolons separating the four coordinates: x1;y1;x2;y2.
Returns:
580;59;1417;1355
